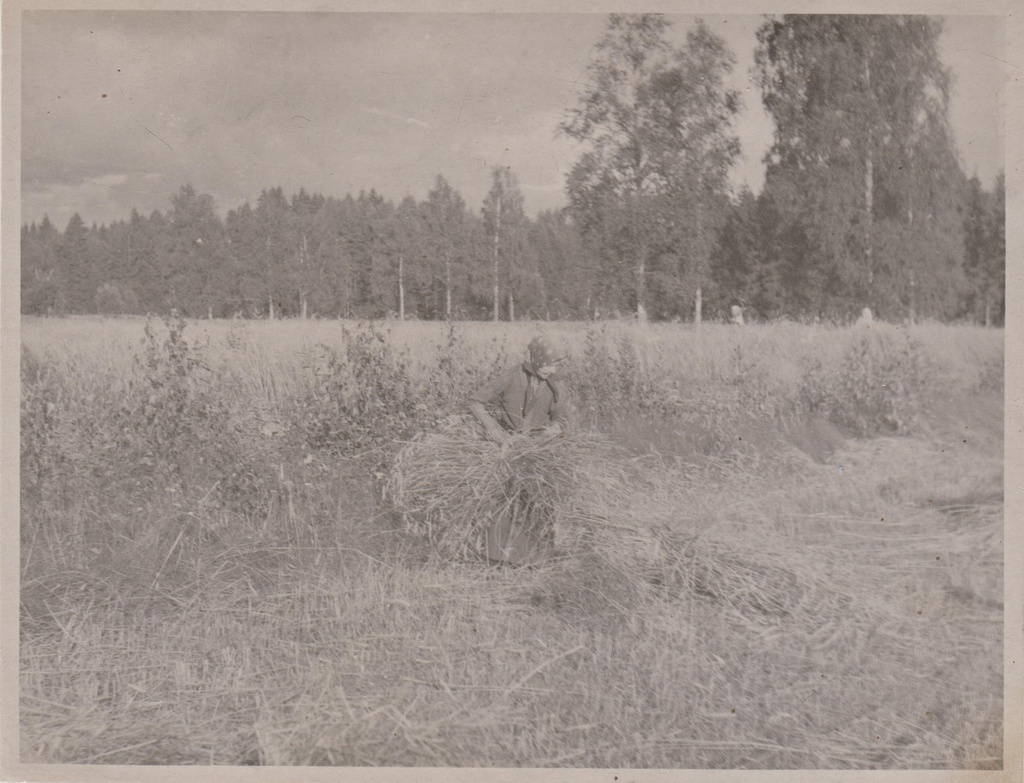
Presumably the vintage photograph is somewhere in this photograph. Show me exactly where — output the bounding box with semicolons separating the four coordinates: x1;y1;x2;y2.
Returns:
7;5;1013;775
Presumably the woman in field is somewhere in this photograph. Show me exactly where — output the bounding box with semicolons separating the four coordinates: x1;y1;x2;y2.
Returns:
468;335;571;565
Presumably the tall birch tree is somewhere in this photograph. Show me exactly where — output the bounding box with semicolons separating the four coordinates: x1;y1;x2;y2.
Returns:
755;15;966;320
562;14;739;322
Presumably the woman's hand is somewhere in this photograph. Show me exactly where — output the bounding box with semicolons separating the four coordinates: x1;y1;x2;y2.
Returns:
469;400;507;444
484;419;509;444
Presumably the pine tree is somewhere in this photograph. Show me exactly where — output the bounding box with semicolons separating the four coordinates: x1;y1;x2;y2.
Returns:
21;215;61;314
59;213;93;313
423;176;475;320
167;184;228;317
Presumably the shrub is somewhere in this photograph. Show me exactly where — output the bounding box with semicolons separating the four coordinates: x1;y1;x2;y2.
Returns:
799;329;934;436
297;322;430;459
568;326;681;426
21;315;262;516
112;316;243;498
423;321;513;412
20;346;66;503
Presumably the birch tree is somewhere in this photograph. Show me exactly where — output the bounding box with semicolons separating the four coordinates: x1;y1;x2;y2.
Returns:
481;167;527;321
755;15;965;320
562;15;739;322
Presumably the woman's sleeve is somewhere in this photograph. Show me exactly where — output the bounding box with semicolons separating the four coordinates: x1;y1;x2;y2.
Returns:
548;379;574;428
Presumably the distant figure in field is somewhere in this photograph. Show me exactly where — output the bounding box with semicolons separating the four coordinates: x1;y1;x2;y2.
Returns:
730;304;745;326
857;307;874;326
468;335;572;565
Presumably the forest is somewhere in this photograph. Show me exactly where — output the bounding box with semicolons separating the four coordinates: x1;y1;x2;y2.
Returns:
20;15;1006;325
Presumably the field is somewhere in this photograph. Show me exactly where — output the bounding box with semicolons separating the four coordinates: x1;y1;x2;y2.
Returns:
18;315;1005;768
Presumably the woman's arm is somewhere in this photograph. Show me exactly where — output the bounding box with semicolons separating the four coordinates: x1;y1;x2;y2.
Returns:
468;399;508;443
547;378;574;432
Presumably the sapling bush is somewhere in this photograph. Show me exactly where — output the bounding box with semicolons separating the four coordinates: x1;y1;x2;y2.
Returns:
298;322;432;462
799;329;934;436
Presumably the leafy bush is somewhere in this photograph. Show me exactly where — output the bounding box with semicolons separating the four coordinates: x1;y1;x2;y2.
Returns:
20;346;66;502
298;322;431;458
728;341;804;420
110;316;244;500
21;316;262;515
429;321;514;410
568;326;682;426
799;330;934;436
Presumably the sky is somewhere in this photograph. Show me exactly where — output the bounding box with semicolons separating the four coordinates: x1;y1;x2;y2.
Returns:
20;11;1006;230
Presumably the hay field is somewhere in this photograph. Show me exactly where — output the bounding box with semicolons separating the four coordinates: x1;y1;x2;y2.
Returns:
19;315;1004;768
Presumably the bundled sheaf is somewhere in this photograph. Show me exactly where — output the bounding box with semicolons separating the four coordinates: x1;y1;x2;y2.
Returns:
384;417;629;561
384;418;821;621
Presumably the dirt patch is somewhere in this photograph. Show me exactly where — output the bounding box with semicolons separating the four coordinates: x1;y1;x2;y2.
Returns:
606;387;1001;468
607;412;852;465
781;414;854;463
921;389;1003;451
607;417;693;458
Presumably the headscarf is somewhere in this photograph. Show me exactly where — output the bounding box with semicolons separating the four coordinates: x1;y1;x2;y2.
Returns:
527;335;563;371
527;335;565;402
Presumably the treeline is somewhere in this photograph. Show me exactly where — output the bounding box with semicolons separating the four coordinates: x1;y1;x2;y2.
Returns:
21;14;1006;324
21;178;594;321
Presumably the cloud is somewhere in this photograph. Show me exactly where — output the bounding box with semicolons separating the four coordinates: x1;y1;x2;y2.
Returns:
83;174;130;187
18;12;1003;230
23;177;148;227
361;106;429;130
